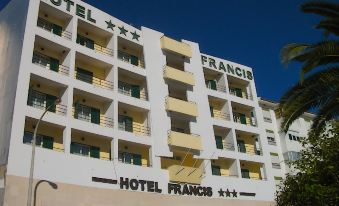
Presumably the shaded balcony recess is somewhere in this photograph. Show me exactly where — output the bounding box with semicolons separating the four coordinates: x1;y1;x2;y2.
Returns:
233;112;257;127
77;34;113;57
37;17;72;40
72;104;113;128
32;51;69;76
27;89;67;116
118;50;145;68
118;81;148;101
74;68;113;90
118;115;151;136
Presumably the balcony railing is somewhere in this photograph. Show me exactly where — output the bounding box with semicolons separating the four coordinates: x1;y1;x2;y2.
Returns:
37;17;72;40
233;112;257;127
206;81;227;93
238;145;262;156
118;50;145;68
212;110;231;121
216;142;235;151
166;96;198;117
264;117;273;123
72;105;113;128
77;34;113;56
118;121;151;136
32;52;70;76
272;163;281;169
167;130;202;151
163;66;195;86
74;70;114;90
229;88;253;100
27;90;67;115
118;81;148;101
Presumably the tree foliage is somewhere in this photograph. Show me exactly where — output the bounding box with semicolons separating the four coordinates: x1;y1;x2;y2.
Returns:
276;123;339;206
279;1;339;132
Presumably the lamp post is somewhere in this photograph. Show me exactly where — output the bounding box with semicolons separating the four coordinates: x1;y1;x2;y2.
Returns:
27;99;60;206
33;180;58;206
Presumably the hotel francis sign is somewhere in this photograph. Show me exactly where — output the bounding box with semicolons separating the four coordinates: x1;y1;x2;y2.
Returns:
92;177;255;199
201;55;254;81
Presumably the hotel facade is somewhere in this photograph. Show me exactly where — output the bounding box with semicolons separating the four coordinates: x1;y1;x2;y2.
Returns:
0;0;313;205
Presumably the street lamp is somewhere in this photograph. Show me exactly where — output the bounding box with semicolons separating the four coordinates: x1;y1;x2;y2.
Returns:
33;180;58;206
27;99;60;206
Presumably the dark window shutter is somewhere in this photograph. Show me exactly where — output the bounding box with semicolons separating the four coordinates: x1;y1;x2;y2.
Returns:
52;24;62;36
240;113;247;124
211;165;221;176
124;116;133;132
46;94;57;112
210;80;217;90
215;136;223;149
235;88;243;97
241;169;250;179
76;34;81;44
237;140;246;153
131;85;140;99
133;154;142;166
50;57;59;72
23;131;33;144
42;136;54;149
130;55;139;66
77;68;93;84
90;107;100;124
124;153;132;164
210;106;214;117
87;38;95;50
90;146;100;159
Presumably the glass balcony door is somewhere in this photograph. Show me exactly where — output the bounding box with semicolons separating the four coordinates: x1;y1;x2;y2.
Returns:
23;131;54;149
118;115;133;132
70;142;100;159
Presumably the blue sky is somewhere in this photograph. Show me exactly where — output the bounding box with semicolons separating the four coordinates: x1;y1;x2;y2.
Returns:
1;0;324;101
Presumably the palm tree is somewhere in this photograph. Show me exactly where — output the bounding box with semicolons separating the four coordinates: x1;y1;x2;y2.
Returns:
279;1;339;132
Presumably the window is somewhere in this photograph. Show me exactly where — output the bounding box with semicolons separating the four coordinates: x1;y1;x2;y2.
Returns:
118;81;141;99
74;103;100;124
215;136;223;149
289;134;293;140
211;165;221;176
76;68;93;84
76;34;94;49
70;142;100;159
118;115;133;132
23;131;54;150
206;80;217;90
119;152;142;166
241;169;250;179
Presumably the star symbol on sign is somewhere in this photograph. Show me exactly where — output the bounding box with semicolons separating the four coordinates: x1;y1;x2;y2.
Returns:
105;20;115;31
118;26;128;36
225;189;231;197
218;189;224;197
232;189;237;197
130;31;140;41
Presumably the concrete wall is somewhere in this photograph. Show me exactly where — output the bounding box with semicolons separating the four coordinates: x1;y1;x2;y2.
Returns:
0;0;30;165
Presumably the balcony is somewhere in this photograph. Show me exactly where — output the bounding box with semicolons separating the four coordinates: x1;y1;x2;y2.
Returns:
160;36;192;58
27;89;67;116
166;97;198;117
209;96;230;121
73;104;113;128
211;158;238;177
163;66;195;86
118;81;148;100
118;140;151;167
32;52;69;76
77;20;114;57
73;90;114;128
23;117;64;152
161;153;204;184
118;69;148;100
272;163;281;169
240;161;265;180
233;112;257;126
75;68;113;90
70;129;112;160
118;103;150;136
37;17;72;40
37;2;72;40
118;36;145;68
236;130;262;156
118;50;145;68
167;130;202;151
204;68;227;93
228;75;253;100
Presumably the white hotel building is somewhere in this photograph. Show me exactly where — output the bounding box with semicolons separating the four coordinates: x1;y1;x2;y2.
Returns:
0;0;313;205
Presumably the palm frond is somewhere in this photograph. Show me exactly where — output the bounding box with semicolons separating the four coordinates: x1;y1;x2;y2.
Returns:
280;67;339;131
316;18;339;36
280;44;310;66
301;1;339;18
